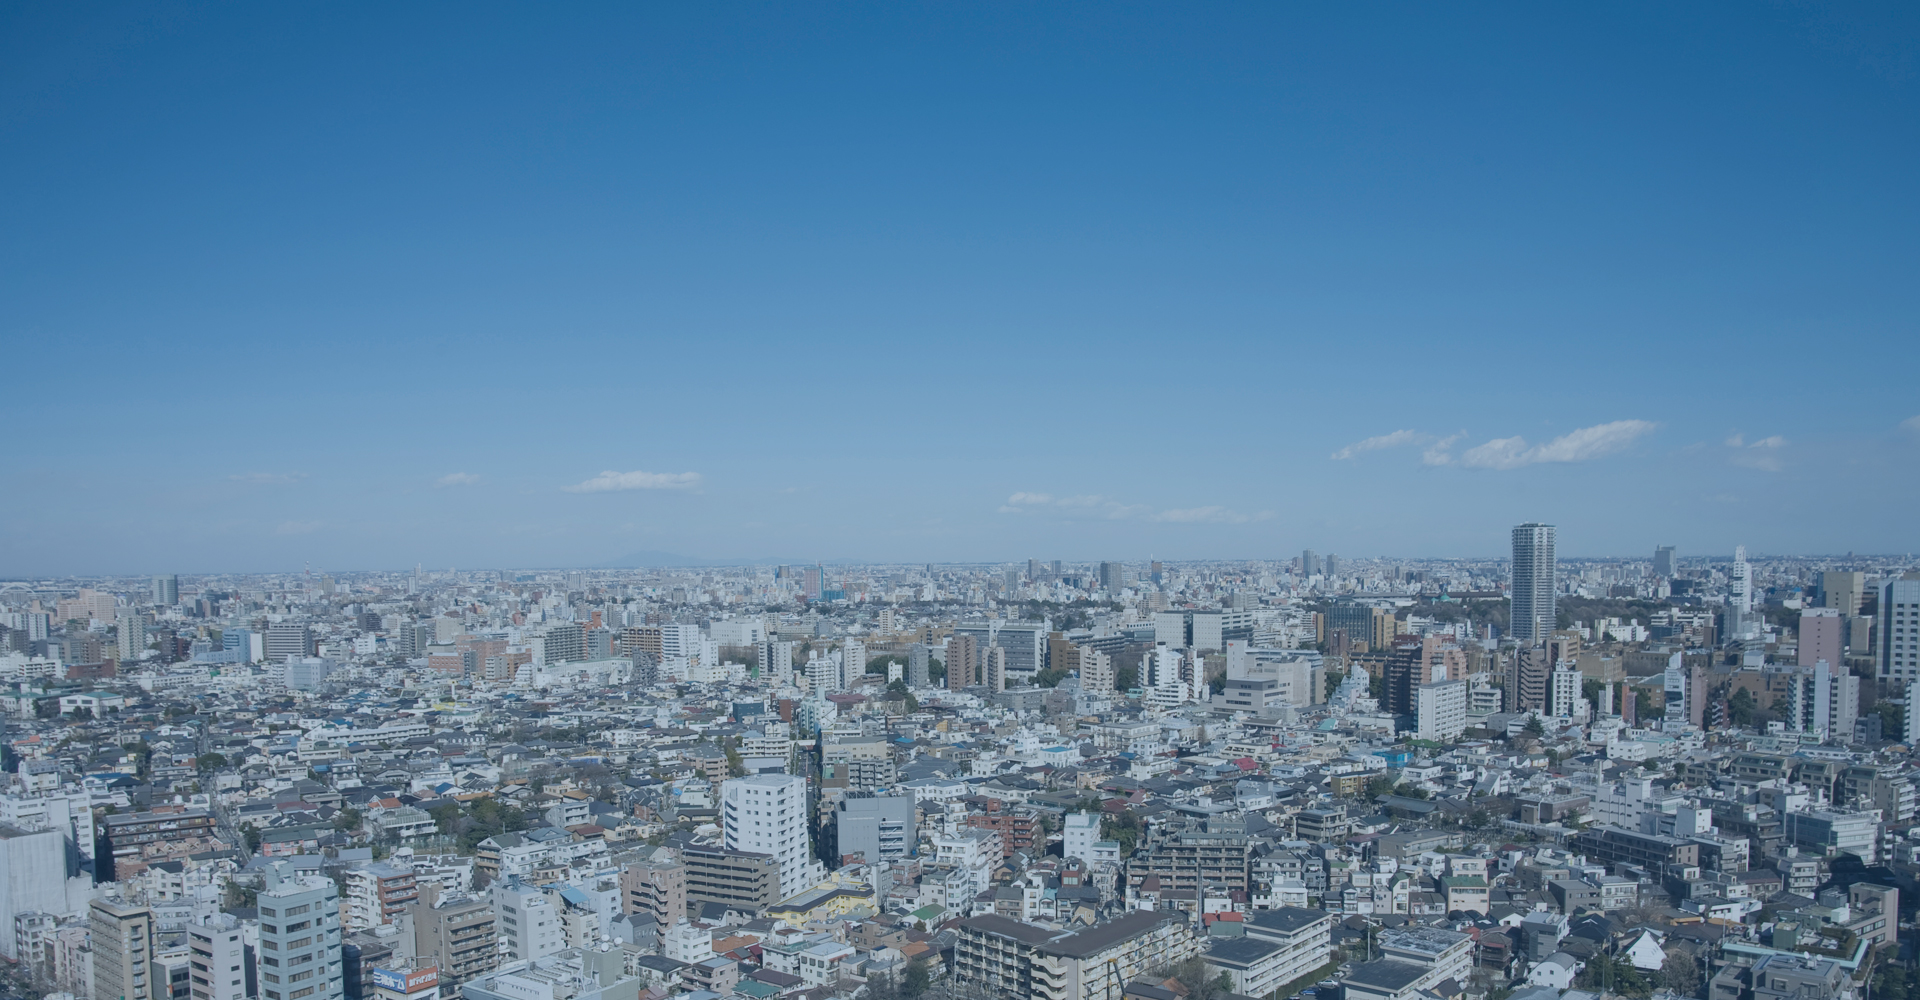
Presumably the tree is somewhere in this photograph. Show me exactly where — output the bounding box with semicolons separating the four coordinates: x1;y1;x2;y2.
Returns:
195;752;228;773
1523;715;1547;739
1115;663;1139;691
902;956;930;998
1575;954;1651;999
429;801;463;836
724;738;746;778
241;822;262;853
1101;810;1142;856
1165;956;1233;1000
334;807;363;833
1728;688;1757;727
1657;949;1700;997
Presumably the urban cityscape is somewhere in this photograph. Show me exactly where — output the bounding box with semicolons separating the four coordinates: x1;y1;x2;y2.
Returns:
3;535;1920;1000
5;7;1920;1000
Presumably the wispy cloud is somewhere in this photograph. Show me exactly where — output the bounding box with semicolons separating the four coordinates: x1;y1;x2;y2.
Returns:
1421;432;1466;466
1431;420;1656;470
1155;506;1269;524
563;470;703;493
275;520;322;535
1728;434;1787;472
230;472;306;484
1901;415;1920;435
1331;429;1420;460
436;472;481;488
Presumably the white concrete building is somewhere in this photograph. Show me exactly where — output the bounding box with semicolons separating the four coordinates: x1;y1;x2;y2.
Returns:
492;880;565;963
721;774;817;897
1414;681;1467;742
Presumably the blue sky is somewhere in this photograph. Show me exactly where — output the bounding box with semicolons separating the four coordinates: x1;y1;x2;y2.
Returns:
4;4;1919;574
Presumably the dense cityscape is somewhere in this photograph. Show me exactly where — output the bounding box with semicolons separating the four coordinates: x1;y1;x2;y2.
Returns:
1;530;1917;1000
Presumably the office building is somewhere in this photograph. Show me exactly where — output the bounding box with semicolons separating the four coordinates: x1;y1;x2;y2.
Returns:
1879;578;1920;680
1800;608;1843;671
265;622;315;664
257;861;343;1000
188;913;251;1000
492;880;563;963
1652;546;1675;579
720;773;815;897
152;575;180;606
953;620;1047;681
1301;550;1319;577
1382;636;1464;717
1823;571;1866;616
834;792;914;865
1510;523;1556;644
803;566;823;600
93;898;156;1000
540;623;586;665
1098;562;1123;594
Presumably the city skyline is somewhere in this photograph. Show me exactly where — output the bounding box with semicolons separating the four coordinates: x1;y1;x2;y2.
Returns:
4;6;1919;573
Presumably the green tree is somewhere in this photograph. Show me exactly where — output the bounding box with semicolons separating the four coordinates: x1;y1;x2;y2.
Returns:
195;752;228;773
1728;688;1757;727
724;738;746;778
334;807;363;833
429;801;463;835
1657;949;1700;997
241;822;262;853
902;956;930;998
1523;715;1547;739
1101;810;1142;856
1115;663;1139;690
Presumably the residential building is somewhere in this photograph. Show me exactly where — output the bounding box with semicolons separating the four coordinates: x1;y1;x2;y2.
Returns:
1510;523;1557;644
0;823;72;961
92;898;156;1000
1062;812;1101;863
1205;907;1333;998
1415;680;1467;742
1881;578;1920;681
187;913;250;1000
407;886;497;989
492;880;564;963
1799;608;1844;670
946;634;979;690
256;862;343;1000
956;910;1199;1000
720;773;816;897
619;854;687;926
681;846;782;911
342;863;417;932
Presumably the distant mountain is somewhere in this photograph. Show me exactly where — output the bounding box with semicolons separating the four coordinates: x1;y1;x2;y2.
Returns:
601;550;714;568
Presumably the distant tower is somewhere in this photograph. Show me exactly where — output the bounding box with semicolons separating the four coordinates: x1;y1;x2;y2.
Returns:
1301;550;1319;577
1510;523;1557;644
1652;546;1675;579
1727;545;1753;639
151;575;178;607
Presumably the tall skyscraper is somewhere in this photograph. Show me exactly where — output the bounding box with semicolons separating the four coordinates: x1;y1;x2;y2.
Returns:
151;574;179;607
1822;571;1866;616
1301;550;1319;577
91;898;154;1000
1509;523;1557;644
720;774;814;897
1098;562;1123;594
1726;545;1754;640
945;634;978;690
1652;546;1675;579
802;566;823;600
1879;578;1920;681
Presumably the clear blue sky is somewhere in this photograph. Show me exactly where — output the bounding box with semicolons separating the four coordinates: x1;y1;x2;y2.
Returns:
4;4;1918;574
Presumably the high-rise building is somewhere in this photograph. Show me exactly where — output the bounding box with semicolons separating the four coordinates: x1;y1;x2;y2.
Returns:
946;634;979;690
1823;571;1866;616
1062;812;1101;863
265;622;315;663
1098;562;1123;594
1799;608;1843;671
404;886;496;991
1503;647;1551;713
1382;635;1464;717
720;774;815;898
1;824;72;961
834;792;914;865
1879;578;1920;681
1509;523;1557;644
1301;550;1319;577
841;639;866;687
1415;681;1467;742
257;861;343;1000
1652;546;1675;579
539;623;586;665
151;575;179;607
803;566;823;601
1326;603;1373;651
1726;545;1754;640
188;913;252;1000
92;898;155;1000
907;643;931;687
118;610;147;662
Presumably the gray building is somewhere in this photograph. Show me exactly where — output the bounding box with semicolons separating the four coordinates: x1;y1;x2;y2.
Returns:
908;642;931;687
256;861;342;1000
835;791;915;865
1878;577;1920;682
953;620;1048;682
265;622;315;664
151;575;179;607
1510;523;1557;644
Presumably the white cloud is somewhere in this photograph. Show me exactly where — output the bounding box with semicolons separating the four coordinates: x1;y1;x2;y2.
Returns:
230;472;306;484
1155;506;1252;524
1005;492;1055;506
1421;432;1466;466
275;520;322;535
563;470;703;493
1456;420;1657;470
1332;429;1420;460
1729;434;1787;472
1903;415;1920;435
436;472;481;488
1724;433;1745;447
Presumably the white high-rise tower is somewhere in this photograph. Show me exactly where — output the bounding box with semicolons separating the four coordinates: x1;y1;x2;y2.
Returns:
1510;523;1557;644
721;773;820;897
1728;545;1754;639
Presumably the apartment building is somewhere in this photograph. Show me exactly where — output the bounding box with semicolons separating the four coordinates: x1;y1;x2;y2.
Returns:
956;910;1199;1000
257;863;343;1000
